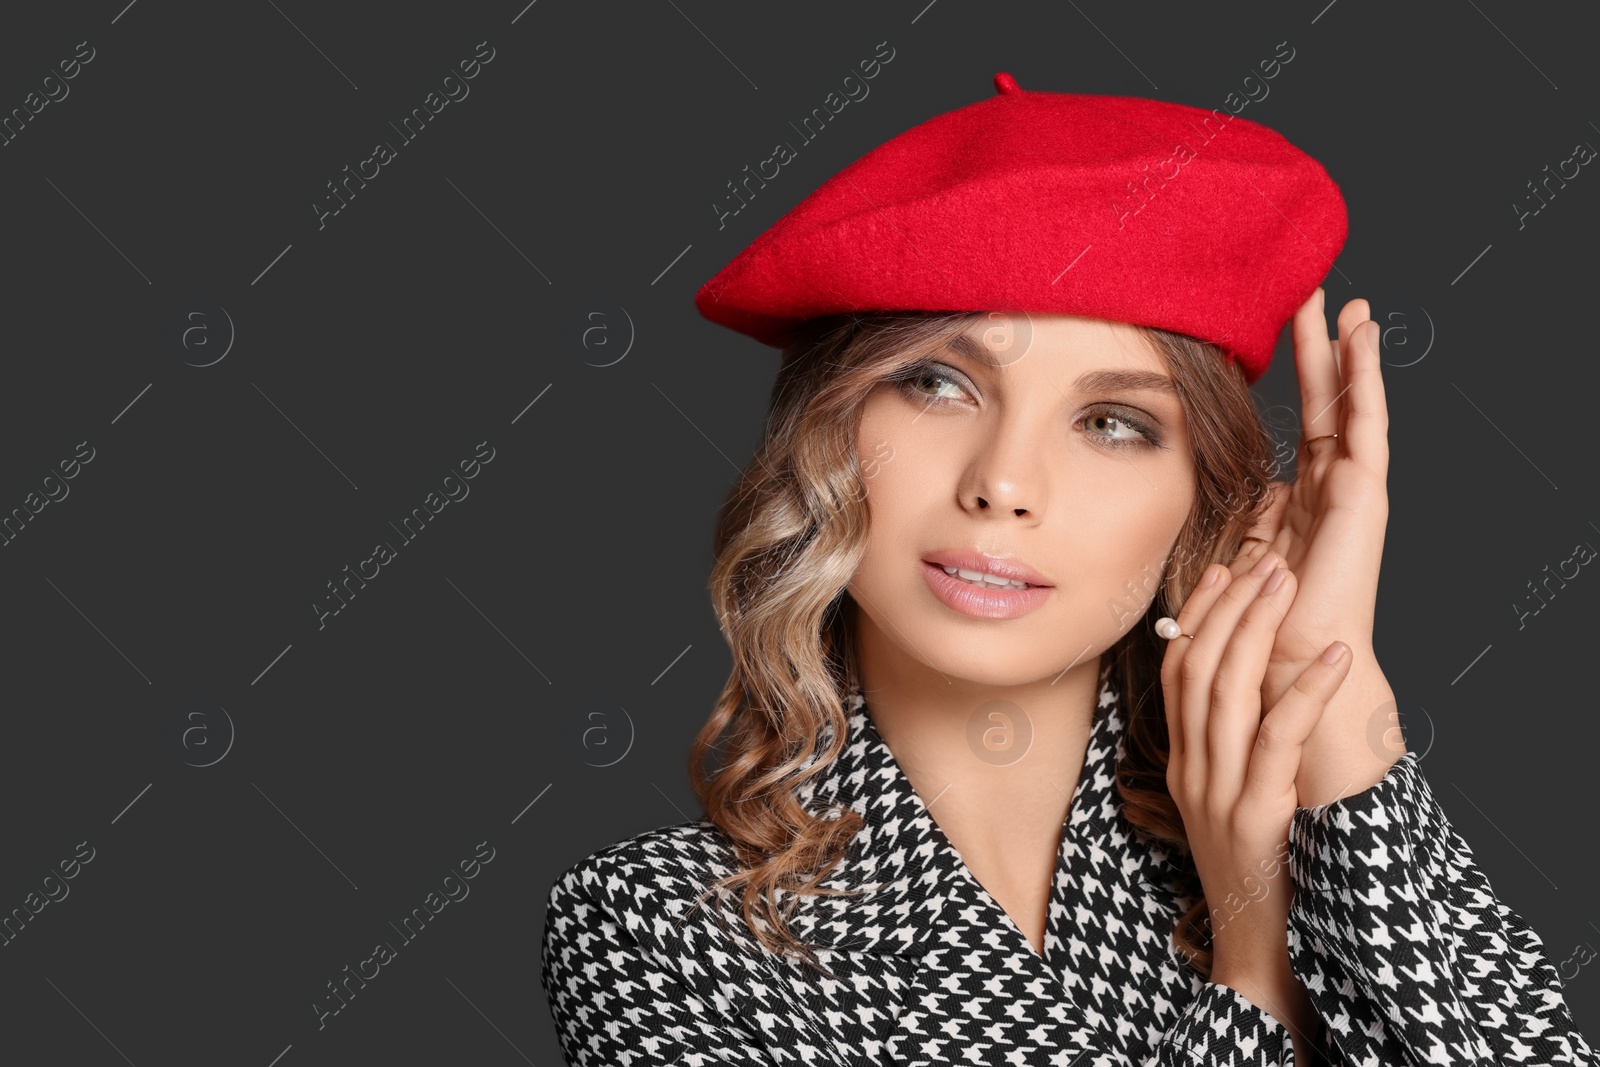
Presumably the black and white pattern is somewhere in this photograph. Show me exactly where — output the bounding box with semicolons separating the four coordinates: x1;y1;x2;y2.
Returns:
541;672;1595;1065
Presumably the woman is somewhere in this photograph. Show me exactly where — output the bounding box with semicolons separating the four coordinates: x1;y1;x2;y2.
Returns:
540;74;1595;1065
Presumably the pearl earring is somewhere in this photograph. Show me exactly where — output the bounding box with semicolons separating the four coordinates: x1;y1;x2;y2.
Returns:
1154;617;1195;640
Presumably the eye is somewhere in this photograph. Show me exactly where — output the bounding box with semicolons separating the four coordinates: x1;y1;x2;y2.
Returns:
891;364;1165;450
1082;407;1158;448
893;362;972;405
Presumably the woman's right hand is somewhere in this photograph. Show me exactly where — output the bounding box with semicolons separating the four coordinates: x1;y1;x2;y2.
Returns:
1158;553;1352;1017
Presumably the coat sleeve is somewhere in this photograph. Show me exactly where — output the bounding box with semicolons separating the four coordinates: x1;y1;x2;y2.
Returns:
1145;980;1343;1066
540;859;781;1067
1286;751;1597;1066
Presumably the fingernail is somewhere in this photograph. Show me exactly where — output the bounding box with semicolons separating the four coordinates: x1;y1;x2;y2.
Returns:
1261;568;1286;595
1366;320;1380;356
1250;551;1278;576
1201;565;1222;589
1320;641;1350;665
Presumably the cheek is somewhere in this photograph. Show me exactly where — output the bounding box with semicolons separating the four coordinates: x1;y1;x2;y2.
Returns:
854;401;930;528
851;396;952;585
1098;513;1186;583
1069;467;1194;612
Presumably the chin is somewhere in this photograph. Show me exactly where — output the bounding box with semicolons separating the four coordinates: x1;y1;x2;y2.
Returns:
908;634;1063;688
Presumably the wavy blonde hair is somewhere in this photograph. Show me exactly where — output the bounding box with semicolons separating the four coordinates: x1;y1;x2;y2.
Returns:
685;311;1281;978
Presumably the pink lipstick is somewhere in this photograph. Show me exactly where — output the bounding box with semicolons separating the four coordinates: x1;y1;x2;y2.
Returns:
920;549;1054;620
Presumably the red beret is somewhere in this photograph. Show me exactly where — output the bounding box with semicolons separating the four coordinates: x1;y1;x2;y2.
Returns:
694;72;1347;383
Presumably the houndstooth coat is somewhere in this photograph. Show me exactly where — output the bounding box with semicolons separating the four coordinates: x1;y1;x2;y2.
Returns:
540;671;1596;1066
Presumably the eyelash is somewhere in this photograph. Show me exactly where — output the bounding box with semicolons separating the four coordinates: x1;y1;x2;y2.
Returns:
890;361;1164;450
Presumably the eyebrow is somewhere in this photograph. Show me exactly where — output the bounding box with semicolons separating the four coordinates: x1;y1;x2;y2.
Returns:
944;334;1178;396
1072;368;1178;396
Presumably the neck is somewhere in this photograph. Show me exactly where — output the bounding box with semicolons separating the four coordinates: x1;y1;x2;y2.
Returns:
851;609;1105;803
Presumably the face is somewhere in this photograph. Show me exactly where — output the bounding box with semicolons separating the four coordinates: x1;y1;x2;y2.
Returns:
847;312;1197;688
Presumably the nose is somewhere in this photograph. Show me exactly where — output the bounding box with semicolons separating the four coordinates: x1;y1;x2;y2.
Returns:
971;491;1029;517
960;390;1049;524
960;432;1043;520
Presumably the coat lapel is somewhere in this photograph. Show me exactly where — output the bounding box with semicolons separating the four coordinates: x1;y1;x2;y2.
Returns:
748;669;1190;1066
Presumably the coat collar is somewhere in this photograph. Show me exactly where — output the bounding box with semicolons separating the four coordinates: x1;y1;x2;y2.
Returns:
773;665;1186;958
751;667;1193;1065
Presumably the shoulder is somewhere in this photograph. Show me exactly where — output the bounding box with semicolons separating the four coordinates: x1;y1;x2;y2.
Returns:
542;818;751;960
539;822;787;1064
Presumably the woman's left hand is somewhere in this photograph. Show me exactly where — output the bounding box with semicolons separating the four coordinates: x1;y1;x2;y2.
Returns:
1227;289;1406;808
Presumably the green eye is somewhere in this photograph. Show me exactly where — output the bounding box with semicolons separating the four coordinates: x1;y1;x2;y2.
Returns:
1083;407;1159;449
1088;413;1144;440
896;364;969;402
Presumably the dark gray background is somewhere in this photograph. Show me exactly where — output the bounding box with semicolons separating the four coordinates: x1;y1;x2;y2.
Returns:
1;1;1595;1063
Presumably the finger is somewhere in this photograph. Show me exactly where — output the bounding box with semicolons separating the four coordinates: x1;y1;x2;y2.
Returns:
1179;551;1284;772
1308;298;1371;441
1292;287;1340;439
1232;482;1291;572
1340;319;1390;476
1160;562;1233;762
1230;536;1272;569
1335;297;1372;364
1239;641;1351;809
1207;565;1298;799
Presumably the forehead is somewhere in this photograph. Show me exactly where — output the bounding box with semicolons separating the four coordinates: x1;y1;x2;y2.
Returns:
952;313;1169;376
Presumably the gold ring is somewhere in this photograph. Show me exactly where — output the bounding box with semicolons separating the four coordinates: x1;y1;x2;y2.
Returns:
1154;617;1196;640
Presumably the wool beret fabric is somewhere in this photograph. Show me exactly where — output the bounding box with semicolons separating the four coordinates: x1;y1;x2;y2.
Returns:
694;71;1348;382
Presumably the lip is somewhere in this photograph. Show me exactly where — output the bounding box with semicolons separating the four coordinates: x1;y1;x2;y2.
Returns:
921;549;1054;588
922;561;1054;619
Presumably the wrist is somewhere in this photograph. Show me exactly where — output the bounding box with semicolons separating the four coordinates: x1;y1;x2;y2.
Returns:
1294;653;1401;807
1210;938;1292;995
1210;958;1315;1037
1209;918;1291;991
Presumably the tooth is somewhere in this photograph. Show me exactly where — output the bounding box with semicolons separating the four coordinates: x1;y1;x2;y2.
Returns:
942;565;1027;590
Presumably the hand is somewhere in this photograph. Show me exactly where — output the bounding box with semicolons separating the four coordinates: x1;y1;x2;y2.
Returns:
1230;289;1403;807
1160;554;1352;1026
